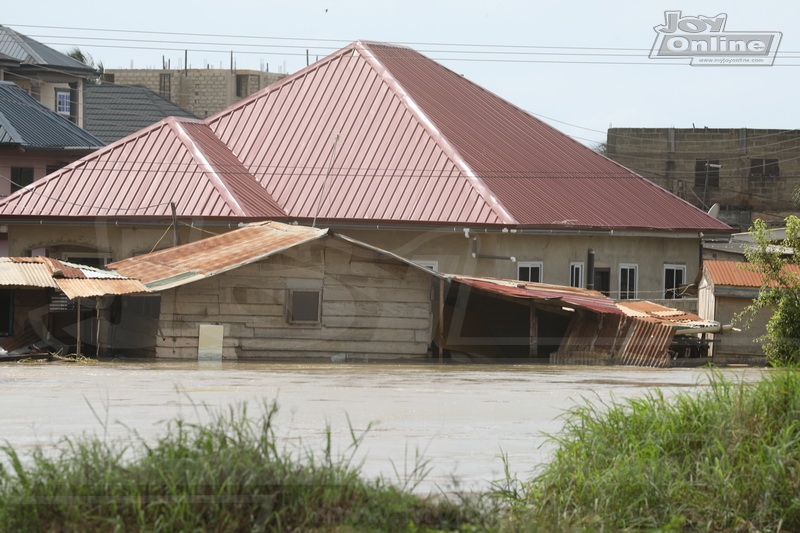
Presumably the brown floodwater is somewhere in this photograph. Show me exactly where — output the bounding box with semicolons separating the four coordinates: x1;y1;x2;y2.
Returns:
0;360;765;493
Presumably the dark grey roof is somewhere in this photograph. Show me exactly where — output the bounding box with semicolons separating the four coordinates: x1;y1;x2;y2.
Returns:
0;25;95;74
0;81;104;149
83;84;198;143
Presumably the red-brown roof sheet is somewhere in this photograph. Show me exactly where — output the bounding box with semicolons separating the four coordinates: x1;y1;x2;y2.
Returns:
450;275;622;315
0;41;732;233
616;300;705;325
704;259;800;287
0;117;285;220
108;221;327;287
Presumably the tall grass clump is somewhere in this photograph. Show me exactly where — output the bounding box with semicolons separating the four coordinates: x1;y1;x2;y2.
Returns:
502;369;800;532
0;401;488;532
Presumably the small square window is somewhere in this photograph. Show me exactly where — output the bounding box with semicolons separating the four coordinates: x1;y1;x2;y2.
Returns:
287;289;321;324
55;89;71;115
10;167;34;193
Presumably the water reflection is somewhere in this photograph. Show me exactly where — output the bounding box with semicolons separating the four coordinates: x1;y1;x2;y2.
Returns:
0;361;764;493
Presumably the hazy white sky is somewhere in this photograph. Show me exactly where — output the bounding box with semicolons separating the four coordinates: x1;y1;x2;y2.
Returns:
4;1;798;147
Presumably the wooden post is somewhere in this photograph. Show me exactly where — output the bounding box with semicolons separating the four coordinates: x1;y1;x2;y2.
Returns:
76;299;81;358
96;297;101;357
438;279;445;363
529;302;538;358
171;202;180;247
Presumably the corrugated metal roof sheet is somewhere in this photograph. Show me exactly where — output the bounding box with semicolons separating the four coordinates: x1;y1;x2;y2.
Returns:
55;278;148;299
0;25;95;73
0;82;104;149
0;39;732;233
84;84;199;143
0;257;147;296
616;300;713;328
206;40;731;231
0;116;285;219
704;260;800;288
109;221;327;288
449;275;622;315
0;258;57;288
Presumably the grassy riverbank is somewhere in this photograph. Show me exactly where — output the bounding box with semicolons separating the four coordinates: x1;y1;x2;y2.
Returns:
1;369;798;531
498;368;800;532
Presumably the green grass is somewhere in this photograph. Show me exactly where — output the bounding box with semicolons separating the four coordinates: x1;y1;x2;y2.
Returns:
497;369;800;532
0;401;489;532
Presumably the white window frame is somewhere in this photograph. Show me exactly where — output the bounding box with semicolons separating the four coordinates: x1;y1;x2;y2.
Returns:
55;88;71;115
619;263;638;300
569;262;585;288
415;260;439;271
517;261;543;283
663;264;687;299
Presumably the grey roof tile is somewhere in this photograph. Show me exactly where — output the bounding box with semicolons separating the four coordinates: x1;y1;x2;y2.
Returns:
84;84;198;143
0;81;104;149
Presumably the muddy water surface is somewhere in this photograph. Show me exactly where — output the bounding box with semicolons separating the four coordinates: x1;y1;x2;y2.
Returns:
0;361;765;493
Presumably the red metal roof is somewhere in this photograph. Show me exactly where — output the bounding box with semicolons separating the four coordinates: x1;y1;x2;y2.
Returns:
450;275;622;315
0;40;731;233
208;41;730;231
704;260;800;287
0;117;285;220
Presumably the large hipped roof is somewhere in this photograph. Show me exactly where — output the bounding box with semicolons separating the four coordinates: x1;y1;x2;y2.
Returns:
0;40;731;233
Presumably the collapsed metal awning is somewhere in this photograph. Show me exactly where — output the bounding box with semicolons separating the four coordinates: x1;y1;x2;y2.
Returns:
0;257;148;298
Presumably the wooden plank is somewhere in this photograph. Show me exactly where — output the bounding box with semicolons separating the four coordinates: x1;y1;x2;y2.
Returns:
323;301;431;319
240;337;429;354
323;285;430;303
218;303;284;316
322;316;430;329
248;326;423;342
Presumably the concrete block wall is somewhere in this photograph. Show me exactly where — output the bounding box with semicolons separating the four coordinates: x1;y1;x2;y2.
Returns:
606;128;800;230
107;68;288;118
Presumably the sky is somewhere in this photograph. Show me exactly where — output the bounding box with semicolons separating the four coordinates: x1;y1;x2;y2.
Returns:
4;1;799;148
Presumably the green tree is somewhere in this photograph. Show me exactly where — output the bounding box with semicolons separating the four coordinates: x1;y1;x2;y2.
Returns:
66;47;103;84
740;216;800;364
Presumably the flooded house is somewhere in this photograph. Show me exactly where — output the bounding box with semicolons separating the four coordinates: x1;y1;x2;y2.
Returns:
0;40;731;304
697;260;794;364
104;221;720;367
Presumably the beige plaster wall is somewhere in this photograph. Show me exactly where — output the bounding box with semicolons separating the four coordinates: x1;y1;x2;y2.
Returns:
7;223;702;302
332;227;701;301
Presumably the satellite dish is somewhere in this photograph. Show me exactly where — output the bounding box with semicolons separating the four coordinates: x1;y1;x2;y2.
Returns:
707;203;720;219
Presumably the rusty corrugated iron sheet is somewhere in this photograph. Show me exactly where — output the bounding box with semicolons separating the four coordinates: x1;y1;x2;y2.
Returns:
616;318;675;368
704;260;800;288
553;312;674;368
0;258;57;288
55;278;148;299
109;221;328;289
0;257;148;297
616;300;715;329
449;275;622;315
